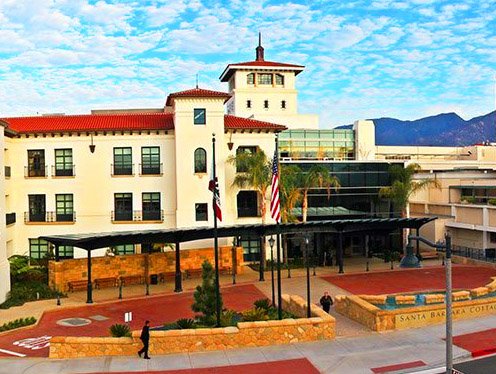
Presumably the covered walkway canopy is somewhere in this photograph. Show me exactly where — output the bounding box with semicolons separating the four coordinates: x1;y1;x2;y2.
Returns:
40;217;436;303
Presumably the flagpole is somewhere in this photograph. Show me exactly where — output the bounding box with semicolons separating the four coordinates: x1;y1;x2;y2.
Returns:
275;134;283;320
212;134;221;327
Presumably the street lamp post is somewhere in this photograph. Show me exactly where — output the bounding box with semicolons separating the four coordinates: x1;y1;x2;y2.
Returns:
304;235;311;318
269;236;276;306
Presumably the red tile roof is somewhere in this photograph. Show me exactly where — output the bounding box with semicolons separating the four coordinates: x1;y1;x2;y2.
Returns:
166;88;231;106
1;113;285;134
224;115;286;131
220;60;305;81
2;113;174;134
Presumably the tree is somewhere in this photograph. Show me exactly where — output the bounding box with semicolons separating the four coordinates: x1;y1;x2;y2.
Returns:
379;163;440;266
192;260;223;326
300;165;340;223
229;149;271;278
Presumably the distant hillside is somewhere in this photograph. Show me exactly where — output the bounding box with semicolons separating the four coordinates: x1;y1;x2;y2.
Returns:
337;111;496;146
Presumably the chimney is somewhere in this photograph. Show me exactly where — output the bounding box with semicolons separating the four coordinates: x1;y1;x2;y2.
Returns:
255;32;264;61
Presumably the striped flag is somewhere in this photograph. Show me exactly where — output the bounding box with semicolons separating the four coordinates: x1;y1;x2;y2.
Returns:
209;158;222;221
270;149;281;223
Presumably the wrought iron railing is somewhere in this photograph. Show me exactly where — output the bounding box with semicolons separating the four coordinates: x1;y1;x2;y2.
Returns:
451;245;496;263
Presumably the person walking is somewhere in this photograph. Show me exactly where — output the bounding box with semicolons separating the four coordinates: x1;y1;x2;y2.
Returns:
320;291;333;313
138;320;151;359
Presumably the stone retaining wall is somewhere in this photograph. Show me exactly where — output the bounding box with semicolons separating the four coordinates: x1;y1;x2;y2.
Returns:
49;294;335;359
49;246;243;292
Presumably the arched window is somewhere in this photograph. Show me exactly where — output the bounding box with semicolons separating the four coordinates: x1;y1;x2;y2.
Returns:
194;148;207;173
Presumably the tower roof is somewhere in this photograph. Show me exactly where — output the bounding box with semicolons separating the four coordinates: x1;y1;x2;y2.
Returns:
165;88;231;106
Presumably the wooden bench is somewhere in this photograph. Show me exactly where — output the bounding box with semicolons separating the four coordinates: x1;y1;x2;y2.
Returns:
94;277;117;289
420;251;439;260
120;275;144;286
68;280;88;292
185;268;203;279
220;266;231;275
158;272;180;283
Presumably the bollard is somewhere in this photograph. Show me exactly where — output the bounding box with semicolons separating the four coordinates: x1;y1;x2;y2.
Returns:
56;293;61;306
390;260;393;270
442;256;445;266
366;261;369;272
287;263;291;278
118;282;123;299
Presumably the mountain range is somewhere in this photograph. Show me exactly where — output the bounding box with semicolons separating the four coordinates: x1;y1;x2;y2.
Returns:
338;110;496;146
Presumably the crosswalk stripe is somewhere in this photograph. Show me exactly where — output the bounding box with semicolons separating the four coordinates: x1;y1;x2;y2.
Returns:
0;348;27;357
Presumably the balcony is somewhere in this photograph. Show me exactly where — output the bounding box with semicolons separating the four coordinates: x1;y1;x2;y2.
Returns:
237;207;259;218
111;164;134;176
139;163;163;176
52;165;75;177
112;210;164;222
25;165;47;178
24;211;76;223
4;166;11;178
6;212;15;225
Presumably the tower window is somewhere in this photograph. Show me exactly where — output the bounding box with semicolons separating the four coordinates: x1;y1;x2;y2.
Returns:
276;74;284;85
194;108;206;125
247;73;254;85
247;100;251;109
264;100;269;109
281;100;286;109
258;73;272;85
194;148;207;173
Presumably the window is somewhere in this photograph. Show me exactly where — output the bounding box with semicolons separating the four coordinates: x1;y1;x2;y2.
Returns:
247;73;255;85
194;108;206;125
142;192;161;221
56;194;74;222
236;146;257;172
141;147;161;175
115;244;135;255
54;149;73;176
29;239;49;260
113;147;133;175
59;245;74;259
264;100;269;109
491;232;496;243
258;73;272;85
27;150;45;177
240;236;261;262
28;194;46;222
195;203;208;221
194;148;207;173
114;193;133;221
275;74;284;85
246;100;252;109
237;191;258;217
281;100;286;109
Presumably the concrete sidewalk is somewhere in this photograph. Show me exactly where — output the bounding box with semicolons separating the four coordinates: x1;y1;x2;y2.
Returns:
1;313;493;374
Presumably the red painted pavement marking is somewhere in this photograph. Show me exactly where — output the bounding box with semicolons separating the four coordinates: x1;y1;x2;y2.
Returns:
85;358;320;374
322;265;496;294
453;328;496;357
0;284;265;358
371;360;426;373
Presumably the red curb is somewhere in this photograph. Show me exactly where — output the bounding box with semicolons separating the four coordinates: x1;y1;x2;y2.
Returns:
371;360;426;373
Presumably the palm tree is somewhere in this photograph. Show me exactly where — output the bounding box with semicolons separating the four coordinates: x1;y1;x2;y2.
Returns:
300;165;341;223
379;163;440;267
229;149;271;279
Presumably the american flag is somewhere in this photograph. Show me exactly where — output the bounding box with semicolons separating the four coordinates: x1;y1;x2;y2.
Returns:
270;149;281;223
209;158;222;221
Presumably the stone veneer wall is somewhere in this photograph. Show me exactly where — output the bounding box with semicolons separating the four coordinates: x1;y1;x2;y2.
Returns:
49;294;335;359
336;280;496;332
49;246;243;292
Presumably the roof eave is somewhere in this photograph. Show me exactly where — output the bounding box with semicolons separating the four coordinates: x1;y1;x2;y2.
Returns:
219;65;305;82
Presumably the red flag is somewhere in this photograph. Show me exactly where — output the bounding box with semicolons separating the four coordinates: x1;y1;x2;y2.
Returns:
270;149;281;223
209;159;222;221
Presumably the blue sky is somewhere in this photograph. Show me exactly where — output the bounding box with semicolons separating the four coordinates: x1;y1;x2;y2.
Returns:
0;0;494;127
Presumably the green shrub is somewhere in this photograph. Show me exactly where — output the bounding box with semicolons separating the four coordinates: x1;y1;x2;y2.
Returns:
220;309;242;327
192;260;223;326
176;318;196;329
0;317;36;332
488;199;496;206
461;196;477;204
0;281;63;309
254;298;271;310
242;308;269;322
161;322;179;330
109;323;131;337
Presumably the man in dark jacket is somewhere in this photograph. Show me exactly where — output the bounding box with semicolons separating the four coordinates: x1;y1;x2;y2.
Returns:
320;291;333;313
138;320;150;359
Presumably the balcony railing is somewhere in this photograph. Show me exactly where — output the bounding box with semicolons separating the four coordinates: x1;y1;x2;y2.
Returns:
4;166;11;178
139;163;163;175
112;210;164;222
25;165;48;177
6;212;15;225
451;245;496;263
237;207;260;218
111;164;134;176
24;211;76;223
52;165;75;177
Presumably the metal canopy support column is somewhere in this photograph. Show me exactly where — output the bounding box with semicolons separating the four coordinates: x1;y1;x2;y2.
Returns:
86;249;93;304
174;241;182;292
338;231;344;274
54;244;60;262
